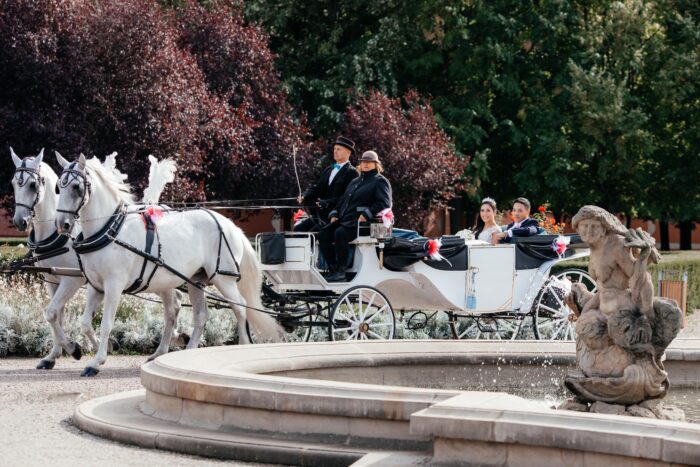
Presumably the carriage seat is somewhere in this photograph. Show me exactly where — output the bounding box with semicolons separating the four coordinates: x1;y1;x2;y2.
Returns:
380;235;468;272
513;234;582;270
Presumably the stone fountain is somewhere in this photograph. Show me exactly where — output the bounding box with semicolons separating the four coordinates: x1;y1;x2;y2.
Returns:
71;207;700;466
562;206;684;418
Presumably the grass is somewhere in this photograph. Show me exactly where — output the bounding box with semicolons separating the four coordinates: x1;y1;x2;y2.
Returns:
0;244;28;262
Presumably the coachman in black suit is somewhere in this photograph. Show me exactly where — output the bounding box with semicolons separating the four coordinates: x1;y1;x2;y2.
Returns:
319;150;392;281
294;136;359;232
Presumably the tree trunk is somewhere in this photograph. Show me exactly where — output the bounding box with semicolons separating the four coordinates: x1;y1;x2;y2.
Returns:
679;220;693;250
659;220;670;251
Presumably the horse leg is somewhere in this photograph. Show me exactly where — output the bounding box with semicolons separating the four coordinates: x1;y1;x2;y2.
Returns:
37;278;83;369
212;278;249;345
185;285;208;350
80;286;104;352
169;289;188;347
147;289;181;361
82;286;121;377
37;282;60;369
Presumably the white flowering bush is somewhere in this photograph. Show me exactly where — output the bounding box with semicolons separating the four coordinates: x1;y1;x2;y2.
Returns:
0;273;244;357
1;248;459;355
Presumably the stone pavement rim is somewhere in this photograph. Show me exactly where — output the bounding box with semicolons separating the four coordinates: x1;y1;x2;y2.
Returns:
74;339;700;466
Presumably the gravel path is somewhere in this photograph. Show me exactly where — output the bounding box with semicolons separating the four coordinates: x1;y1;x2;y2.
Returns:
0;355;276;467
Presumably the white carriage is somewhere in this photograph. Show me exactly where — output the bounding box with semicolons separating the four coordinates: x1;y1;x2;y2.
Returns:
256;220;595;342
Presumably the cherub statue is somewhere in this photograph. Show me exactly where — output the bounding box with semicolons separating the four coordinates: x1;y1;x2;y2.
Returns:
564;206;682;405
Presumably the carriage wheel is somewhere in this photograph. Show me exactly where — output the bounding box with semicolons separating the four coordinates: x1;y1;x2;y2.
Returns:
449;314;523;340
330;286;395;341
532;268;597;341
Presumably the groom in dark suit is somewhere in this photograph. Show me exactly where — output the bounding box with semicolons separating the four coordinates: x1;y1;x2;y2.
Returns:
493;197;540;243
294;136;359;232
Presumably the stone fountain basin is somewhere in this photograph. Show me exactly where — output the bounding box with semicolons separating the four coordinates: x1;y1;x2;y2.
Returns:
74;339;700;466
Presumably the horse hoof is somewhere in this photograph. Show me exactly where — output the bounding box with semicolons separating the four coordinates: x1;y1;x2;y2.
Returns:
36;360;56;370
70;343;82;361
80;367;99;377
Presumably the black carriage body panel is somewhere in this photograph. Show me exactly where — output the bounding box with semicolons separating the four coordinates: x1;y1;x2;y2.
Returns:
381;236;468;271
513;234;583;270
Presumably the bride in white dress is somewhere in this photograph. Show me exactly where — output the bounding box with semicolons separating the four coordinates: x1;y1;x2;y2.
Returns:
474;197;501;244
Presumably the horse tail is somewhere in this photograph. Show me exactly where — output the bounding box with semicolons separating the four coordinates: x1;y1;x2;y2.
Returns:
238;235;285;342
142;155;177;204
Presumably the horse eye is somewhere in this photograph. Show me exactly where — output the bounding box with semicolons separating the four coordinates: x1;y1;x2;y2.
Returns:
73;185;81;193
28;182;36;191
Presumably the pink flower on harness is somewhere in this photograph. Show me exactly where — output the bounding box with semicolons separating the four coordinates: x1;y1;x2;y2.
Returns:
144;205;165;226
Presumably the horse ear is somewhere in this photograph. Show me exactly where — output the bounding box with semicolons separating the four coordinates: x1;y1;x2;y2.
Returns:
78;153;87;169
55;151;70;168
34;148;44;166
10;147;21;167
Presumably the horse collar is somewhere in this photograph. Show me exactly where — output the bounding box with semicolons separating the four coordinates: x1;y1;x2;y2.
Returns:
27;228;70;255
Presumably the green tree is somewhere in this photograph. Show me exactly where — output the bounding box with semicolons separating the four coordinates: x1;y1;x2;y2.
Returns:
642;1;700;249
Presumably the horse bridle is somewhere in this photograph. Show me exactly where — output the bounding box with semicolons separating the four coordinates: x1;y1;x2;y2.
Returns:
57;162;92;220
13;160;45;217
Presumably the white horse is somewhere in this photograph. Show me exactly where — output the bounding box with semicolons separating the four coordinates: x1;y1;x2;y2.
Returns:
55;154;283;376
9;149;184;370
9;148;92;368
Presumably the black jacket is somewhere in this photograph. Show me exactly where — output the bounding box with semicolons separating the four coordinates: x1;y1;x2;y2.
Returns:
329;169;392;228
501;217;540;242
303;162;358;218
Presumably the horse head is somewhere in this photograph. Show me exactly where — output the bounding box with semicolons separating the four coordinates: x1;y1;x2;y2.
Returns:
55;152;91;235
9;147;48;232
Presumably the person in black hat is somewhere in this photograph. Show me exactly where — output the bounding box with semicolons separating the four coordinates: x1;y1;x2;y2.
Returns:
294;136;359;232
319;150;392;282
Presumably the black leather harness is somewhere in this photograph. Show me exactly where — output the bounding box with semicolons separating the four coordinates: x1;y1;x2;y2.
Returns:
72;202;166;294
27;229;70;256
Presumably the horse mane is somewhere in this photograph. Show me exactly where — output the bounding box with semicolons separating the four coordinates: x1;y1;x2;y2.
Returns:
85;157;136;205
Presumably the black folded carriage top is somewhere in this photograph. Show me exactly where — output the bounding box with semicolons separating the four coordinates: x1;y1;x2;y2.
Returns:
381;235;468;271
381;234;584;272
513;234;584;270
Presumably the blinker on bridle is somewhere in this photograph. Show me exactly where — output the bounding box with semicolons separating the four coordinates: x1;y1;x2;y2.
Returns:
14;159;45;215
57;162;92;219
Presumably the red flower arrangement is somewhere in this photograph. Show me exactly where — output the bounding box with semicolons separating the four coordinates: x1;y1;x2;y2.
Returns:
533;203;566;235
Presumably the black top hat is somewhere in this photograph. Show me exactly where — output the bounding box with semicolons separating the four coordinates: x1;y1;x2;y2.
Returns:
334;136;356;154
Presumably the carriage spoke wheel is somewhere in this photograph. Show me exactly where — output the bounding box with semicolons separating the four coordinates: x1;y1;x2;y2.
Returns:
330;286;394;341
532;268;597;341
449;314;523;340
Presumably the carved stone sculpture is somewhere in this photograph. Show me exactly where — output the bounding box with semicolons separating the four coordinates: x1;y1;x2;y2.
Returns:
564;206;682;405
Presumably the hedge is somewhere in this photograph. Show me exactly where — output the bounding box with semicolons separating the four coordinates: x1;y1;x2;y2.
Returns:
555;251;700;313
